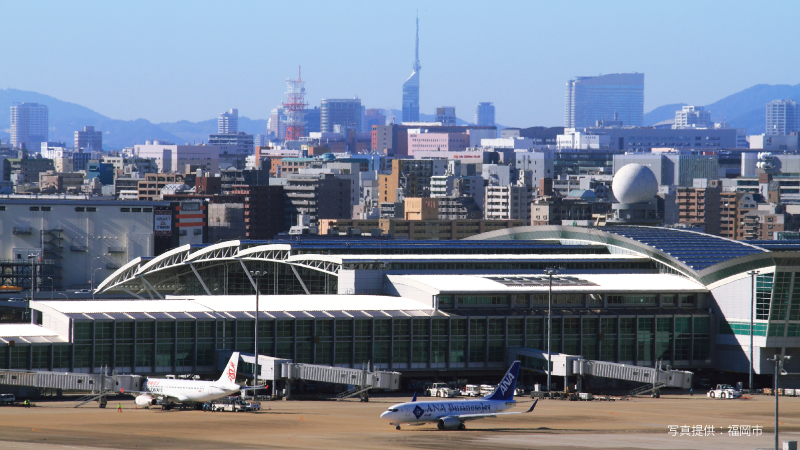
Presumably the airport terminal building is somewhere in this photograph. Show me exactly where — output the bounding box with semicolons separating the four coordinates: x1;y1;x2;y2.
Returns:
3;226;800;384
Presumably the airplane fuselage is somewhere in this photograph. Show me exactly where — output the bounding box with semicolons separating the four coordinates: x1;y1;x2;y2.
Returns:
143;378;240;403
381;398;516;424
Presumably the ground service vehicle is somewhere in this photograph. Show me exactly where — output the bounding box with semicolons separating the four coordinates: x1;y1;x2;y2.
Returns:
426;383;459;398
461;384;480;397
707;384;742;399
479;384;497;396
0;393;15;404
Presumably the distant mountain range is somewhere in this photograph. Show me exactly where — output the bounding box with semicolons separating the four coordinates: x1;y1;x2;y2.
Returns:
0;89;268;150
2;84;799;149
644;84;800;134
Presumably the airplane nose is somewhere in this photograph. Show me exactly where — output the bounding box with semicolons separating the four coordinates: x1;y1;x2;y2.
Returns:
380;411;390;419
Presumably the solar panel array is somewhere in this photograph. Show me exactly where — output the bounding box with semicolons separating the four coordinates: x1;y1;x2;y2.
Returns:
487;276;598;287
602;227;766;271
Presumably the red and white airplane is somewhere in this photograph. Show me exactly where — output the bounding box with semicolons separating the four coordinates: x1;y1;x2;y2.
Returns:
132;352;259;410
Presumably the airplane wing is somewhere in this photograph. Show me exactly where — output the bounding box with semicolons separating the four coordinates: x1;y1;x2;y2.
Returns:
450;400;538;422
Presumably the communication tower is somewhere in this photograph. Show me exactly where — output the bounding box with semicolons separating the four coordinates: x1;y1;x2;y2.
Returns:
283;67;307;141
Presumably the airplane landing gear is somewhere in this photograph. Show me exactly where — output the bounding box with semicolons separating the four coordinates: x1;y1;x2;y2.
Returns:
396;425;401;430
458;423;466;430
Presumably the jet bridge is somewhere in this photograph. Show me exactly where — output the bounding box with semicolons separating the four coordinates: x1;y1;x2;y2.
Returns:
232;352;402;400
509;347;692;392
0;368;144;403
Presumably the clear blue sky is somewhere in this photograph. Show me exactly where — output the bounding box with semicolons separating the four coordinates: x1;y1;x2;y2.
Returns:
5;0;800;127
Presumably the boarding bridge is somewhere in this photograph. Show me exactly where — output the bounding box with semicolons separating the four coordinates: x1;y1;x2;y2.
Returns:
231;352;401;399
0;369;144;404
509;347;692;393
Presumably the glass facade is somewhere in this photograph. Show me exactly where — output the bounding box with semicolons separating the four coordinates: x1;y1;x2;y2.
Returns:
0;313;713;373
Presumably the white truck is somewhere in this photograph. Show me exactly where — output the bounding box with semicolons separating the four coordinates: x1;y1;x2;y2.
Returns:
707;384;742;399
461;384;481;397
426;382;459;398
479;384;497;396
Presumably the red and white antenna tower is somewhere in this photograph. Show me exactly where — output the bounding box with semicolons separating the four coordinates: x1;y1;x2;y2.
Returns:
283;66;307;141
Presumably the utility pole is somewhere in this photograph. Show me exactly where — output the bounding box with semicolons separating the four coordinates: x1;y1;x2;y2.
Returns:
544;267;558;391
27;255;36;301
250;270;264;398
768;354;791;450
748;270;759;391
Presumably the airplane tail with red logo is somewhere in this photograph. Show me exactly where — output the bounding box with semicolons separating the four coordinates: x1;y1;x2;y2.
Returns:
217;352;240;385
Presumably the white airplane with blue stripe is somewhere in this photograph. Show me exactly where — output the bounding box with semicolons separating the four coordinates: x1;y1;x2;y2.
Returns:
380;361;538;430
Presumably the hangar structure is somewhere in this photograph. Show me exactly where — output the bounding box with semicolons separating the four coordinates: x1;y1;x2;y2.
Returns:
3;225;800;383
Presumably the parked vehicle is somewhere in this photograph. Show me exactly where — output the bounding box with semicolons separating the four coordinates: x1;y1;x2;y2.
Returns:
0;393;15;404
479;384;497;396
426;383;459;398
461;384;481;397
707;384;742;399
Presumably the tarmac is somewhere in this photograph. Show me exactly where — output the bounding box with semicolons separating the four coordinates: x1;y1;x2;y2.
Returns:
0;394;797;450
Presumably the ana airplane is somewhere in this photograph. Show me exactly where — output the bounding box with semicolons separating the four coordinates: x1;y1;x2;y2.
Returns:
132;352;258;410
380;360;537;430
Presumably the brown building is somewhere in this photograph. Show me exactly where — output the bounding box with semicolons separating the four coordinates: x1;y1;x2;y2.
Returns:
676;180;721;235
138;173;185;201
195;176;222;195
231;185;289;239
404;198;438;220
379;159;443;203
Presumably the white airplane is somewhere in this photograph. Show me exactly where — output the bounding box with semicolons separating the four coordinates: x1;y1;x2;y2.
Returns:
131;352;259;410
380;360;538;430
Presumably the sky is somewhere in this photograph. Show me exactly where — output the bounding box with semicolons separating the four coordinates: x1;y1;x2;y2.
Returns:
4;0;800;127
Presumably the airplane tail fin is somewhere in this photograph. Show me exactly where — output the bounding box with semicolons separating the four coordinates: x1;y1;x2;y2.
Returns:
486;360;520;401
411;391;417;402
218;352;240;385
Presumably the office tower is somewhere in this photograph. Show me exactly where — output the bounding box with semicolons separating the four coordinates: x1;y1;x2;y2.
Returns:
268;107;286;140
321;98;362;133
218;109;238;134
564;73;644;128
435;107;456;126
304;107;321;134
364;109;386;131
74;126;103;151
402;14;421;123
673;106;712;129
10;103;48;151
766;99;798;135
475;102;495;127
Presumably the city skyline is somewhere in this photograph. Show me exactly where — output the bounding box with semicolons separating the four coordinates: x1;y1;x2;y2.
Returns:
3;1;800;127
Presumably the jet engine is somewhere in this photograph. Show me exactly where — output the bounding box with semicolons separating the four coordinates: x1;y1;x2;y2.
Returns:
135;394;156;407
437;416;463;430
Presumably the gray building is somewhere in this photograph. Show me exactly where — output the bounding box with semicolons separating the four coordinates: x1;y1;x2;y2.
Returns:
285;173;352;226
74;126;102;151
475;102;495;127
218;109;238;134
613;153;719;187
565;73;644;128
674;106;712;129
10;103;48;151
321;99;362;133
766;99;798;136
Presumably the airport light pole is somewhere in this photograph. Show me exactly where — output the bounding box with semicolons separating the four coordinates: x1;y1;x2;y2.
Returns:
250;270;264;398
748;270;759;391
544;267;558;391
92;268;103;300
90;256;103;293
768;354;790;450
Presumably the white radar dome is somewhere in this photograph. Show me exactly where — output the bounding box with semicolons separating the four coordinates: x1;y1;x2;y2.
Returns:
612;163;658;204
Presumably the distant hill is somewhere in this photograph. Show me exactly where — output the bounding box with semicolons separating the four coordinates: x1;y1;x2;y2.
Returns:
0;88;268;149
644;84;800;135
157;117;268;145
643;103;687;126
0;88;183;149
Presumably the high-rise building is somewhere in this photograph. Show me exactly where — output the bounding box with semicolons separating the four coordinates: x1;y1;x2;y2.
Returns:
321;98;362;133
74;126;102;151
475;102;495;127
402;14;421;123
766;99;798;135
10;103;48;151
673;106;712;129
564;73;644;128
218;109;238;134
364;109;386;132
435;107;456;126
